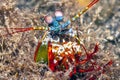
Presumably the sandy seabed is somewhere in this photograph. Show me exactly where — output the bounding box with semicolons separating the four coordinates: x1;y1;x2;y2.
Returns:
0;0;120;80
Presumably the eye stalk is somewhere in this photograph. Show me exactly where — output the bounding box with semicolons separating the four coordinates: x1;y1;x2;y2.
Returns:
45;15;53;24
54;10;63;21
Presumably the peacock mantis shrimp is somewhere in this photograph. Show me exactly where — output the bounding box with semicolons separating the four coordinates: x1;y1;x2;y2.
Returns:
0;0;113;79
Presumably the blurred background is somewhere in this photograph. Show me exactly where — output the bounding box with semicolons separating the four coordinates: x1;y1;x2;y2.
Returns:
0;0;119;80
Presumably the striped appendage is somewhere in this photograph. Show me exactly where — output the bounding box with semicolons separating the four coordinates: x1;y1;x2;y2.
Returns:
0;26;48;37
70;0;99;22
58;0;99;30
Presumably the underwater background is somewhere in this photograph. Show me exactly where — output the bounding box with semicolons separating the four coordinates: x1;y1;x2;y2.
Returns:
0;0;120;80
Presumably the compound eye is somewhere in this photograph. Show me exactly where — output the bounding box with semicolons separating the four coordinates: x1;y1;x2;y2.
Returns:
55;10;63;21
45;15;53;24
55;10;63;17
